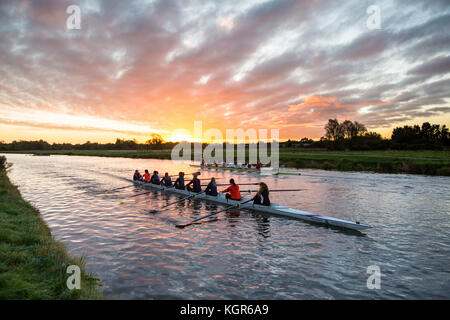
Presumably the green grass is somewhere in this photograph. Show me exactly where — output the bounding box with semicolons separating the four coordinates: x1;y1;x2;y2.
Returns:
2;149;450;175
0;161;102;299
278;149;450;175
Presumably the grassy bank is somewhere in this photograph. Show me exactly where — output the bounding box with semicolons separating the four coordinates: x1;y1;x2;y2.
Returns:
0;156;102;299
2;149;450;176
278;149;450;176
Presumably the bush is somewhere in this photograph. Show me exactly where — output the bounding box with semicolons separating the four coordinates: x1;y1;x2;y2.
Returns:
436;167;450;176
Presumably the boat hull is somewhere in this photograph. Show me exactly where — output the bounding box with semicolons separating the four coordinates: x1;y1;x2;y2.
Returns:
127;179;371;232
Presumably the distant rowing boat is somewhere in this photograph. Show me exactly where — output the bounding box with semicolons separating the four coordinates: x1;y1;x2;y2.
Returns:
127;178;370;232
190;164;301;175
32;153;51;156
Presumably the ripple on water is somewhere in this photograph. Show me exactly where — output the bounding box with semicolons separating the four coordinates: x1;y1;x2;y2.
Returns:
3;154;450;299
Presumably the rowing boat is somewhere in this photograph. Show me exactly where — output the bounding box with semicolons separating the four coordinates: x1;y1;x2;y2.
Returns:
126;178;371;232
190;164;301;175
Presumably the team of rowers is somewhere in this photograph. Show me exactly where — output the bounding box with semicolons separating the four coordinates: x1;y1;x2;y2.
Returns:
201;159;263;170
133;169;270;206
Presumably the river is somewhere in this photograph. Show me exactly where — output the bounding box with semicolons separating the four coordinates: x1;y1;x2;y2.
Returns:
3;153;449;299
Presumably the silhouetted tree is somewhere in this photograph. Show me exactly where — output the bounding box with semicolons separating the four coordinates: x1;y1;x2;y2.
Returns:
145;134;164;147
391;122;450;149
324;119;344;140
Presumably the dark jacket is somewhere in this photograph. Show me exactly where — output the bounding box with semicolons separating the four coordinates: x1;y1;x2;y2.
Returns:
205;182;218;196
161;176;173;187
187;178;202;193
151;174;160;185
133;173;142;181
174;177;185;190
253;190;270;206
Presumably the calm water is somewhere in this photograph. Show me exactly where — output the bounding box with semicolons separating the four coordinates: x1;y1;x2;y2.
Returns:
3;153;449;299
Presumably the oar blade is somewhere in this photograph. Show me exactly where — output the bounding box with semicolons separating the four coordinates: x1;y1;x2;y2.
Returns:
175;223;189;228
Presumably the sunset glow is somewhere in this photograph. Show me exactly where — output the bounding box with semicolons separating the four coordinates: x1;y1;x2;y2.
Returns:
0;0;449;143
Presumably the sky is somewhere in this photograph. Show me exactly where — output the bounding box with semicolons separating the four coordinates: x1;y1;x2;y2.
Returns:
0;0;449;143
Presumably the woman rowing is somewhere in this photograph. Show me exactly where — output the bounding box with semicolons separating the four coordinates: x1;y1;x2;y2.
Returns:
186;172;202;193
133;170;142;181
205;177;218;196
221;178;242;200
143;169;151;183
160;172;173;187
174;172;185;190
151;171;160;185
252;182;270;206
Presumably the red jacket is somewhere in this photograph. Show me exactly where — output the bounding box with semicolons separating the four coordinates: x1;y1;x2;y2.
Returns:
222;184;241;200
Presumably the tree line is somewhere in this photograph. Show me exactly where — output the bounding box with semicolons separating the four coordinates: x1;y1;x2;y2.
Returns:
284;120;450;150
0;134;175;151
0;121;449;151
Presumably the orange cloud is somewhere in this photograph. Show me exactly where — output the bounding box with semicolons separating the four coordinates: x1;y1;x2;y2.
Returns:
288;95;339;112
0;0;449;144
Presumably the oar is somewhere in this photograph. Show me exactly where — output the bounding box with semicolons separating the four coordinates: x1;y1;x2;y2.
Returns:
149;191;206;213
169;171;200;177
175;198;254;228
215;183;260;186
120;185;176;203
109;185;135;191
245;189;307;192
97;185;135;194
128;190;154;198
119;188;156;203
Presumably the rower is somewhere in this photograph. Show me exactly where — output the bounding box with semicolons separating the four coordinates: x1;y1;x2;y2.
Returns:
151;171;160;185
227;162;234;168
174;172;185;190
201;159;205;166
247;163;252;169
255;162;262;170
221;178;242;200
160;172;173;187
205;177;218;196
133;170;142;181
186;172;202;193
143;169;151;183
221;161;226;167
237;162;243;169
252;182;270;206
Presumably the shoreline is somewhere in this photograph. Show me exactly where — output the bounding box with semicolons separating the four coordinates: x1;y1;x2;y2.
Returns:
1;149;450;176
0;157;102;299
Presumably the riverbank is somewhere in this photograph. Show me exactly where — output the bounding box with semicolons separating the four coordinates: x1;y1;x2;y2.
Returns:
2;149;450;176
278;149;450;176
0;156;102;299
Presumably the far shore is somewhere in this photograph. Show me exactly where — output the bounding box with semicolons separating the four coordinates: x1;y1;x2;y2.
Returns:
2;149;450;176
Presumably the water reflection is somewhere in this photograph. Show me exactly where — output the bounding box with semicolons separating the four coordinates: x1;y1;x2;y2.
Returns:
3;154;449;299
